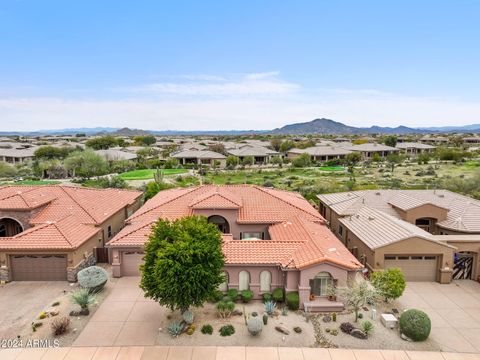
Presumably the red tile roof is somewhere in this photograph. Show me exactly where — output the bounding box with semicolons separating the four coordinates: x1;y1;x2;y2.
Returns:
108;185;360;270
0;215;101;250
0;185;142;250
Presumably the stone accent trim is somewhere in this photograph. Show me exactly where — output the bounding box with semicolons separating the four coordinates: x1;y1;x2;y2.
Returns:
67;254;96;282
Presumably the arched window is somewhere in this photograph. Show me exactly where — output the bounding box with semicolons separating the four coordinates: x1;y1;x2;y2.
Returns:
238;270;250;291
260;270;272;292
309;272;333;297
207;215;230;234
0;218;23;237
219;271;229;292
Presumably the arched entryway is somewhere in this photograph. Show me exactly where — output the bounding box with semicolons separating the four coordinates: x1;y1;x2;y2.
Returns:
207;215;230;233
309;271;333;297
0;218;23;237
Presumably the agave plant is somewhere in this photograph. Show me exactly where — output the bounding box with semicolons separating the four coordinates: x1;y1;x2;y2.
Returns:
168;321;184;337
71;288;96;310
264;300;277;315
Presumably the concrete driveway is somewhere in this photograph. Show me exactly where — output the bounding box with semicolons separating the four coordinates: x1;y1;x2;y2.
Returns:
399;280;480;353
0;281;72;339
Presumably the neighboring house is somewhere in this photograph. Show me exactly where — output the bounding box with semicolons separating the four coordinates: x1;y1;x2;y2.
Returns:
344;143;399;159
227;145;280;164
95;149;138;162
171;150;226;167
287;146;352;163
0;147;37;164
107;185;362;311
395;142;436;156
317;190;480;283
420;136;449;144
0;185;142;281
463;137;480;144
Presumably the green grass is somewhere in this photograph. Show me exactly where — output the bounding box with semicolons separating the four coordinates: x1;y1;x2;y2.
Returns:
119;168;187;180
318;166;345;171
4;180;61;185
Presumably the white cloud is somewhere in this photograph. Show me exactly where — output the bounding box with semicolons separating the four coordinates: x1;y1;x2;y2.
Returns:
2;90;480;132
1;73;479;131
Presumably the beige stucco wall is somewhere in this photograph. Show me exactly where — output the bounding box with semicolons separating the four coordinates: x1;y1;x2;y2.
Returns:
373;237;455;283
223;265;284;298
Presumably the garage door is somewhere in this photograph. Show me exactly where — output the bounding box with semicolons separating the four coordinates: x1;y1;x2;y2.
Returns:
384;255;437;281
10;254;67;281
121;251;144;276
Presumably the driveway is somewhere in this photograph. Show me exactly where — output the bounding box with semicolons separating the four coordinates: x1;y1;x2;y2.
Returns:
399;280;480;353
0;281;72;338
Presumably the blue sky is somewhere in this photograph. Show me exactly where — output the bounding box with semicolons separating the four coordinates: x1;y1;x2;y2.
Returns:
1;0;480;131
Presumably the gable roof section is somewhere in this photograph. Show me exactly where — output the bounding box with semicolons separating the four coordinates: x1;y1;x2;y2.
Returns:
319;189;480;233
0;215;101;250
339;206;455;250
190;187;242;209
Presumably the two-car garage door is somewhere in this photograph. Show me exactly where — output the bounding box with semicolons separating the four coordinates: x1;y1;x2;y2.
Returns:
384;255;438;281
10;254;67;281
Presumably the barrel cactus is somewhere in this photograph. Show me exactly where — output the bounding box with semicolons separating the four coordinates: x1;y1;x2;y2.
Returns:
77;266;108;293
247;316;263;336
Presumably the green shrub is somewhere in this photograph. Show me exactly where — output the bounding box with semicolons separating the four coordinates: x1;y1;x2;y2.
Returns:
216;301;235;318
285;291;299;310
399;309;431;341
201;324;213;335
207;289;224;303
219;324;235;337
272;288;284;302
371;268;406;301
262;293;272;302
77;266;108;293
227;289;238;300
241;290;253;303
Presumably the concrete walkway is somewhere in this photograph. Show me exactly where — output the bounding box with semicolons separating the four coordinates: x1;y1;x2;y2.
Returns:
1;346;480;360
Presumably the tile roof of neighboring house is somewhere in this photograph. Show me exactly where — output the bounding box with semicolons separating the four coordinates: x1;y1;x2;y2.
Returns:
288;146;352;156
346;143;399;152
171;150;226;159
0;215;101;250
227;146;278;157
0;185;142;250
338;207;455;250
107;185;360;271
95;149;138;161
395;142;436;150
318;189;480;233
0;147;37;158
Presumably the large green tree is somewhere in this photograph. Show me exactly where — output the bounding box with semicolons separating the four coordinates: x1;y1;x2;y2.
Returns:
140;216;225;312
64;150;108;178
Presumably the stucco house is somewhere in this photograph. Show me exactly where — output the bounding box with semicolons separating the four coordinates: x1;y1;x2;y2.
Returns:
107;185;362;310
287;146;352;163
0;185;142;281
395;142;436;156
171;150;227;167
317;190;480;283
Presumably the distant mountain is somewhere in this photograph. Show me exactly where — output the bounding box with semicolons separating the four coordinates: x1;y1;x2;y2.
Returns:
270;118;361;135
2;119;479;136
418;124;480;132
270;118;429;135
